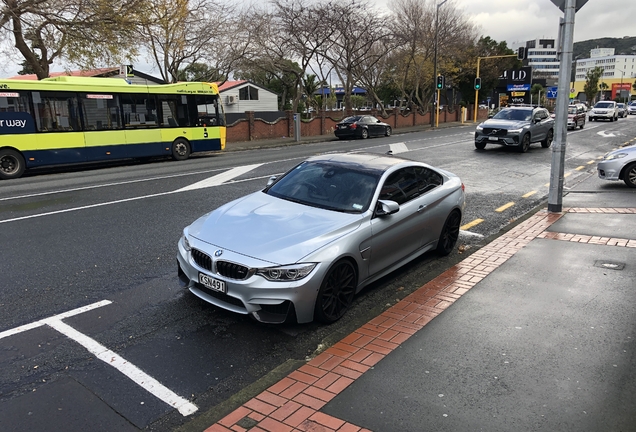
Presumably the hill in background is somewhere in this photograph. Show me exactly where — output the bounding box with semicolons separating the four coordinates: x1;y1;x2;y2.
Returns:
574;36;636;58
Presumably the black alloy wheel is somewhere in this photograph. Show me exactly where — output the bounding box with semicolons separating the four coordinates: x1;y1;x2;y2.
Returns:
360;128;369;139
171;138;191;161
519;134;531;153
436;210;462;256
541;129;554;148
385;126;392;137
314;260;357;324
0;148;26;180
624;162;636;188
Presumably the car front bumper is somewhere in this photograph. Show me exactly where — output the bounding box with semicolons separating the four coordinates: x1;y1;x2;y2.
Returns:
177;236;324;324
475;131;521;146
597;160;623;181
589;111;614;120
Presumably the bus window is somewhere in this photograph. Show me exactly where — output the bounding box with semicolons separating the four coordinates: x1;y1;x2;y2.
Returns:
158;94;191;127
0;92;31;113
195;94;224;126
80;94;122;130
120;94;158;127
32;92;81;132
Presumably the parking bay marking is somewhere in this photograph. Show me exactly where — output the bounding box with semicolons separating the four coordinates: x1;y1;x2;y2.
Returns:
0;300;198;417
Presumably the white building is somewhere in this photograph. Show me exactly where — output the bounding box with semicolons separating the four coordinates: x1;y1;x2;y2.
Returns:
524;39;560;80
574;48;636;81
217;80;278;113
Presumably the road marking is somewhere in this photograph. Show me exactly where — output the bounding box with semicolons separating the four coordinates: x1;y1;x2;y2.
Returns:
45;319;198;416
460;218;484;230
544;183;550;187
0;300;198;416
522;191;537;198
575;166;585;171
587;160;595;164
176;164;263;192
495;202;514;212
389;142;409;154
564;172;572;178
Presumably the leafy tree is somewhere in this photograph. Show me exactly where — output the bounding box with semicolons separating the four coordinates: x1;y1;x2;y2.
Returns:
1;0;141;79
177;63;224;82
530;83;545;106
583;67;604;104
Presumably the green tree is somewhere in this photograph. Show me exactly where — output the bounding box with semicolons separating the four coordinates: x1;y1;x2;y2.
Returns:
530;83;545;106
177;63;224;82
584;67;604;104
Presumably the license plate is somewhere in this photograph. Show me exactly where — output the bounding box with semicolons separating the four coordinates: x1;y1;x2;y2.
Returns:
488;137;499;141
199;273;226;293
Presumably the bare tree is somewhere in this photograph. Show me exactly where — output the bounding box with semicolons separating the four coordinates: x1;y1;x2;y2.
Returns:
1;0;142;79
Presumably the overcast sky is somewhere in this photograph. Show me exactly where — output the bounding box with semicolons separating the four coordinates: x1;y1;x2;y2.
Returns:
1;0;633;78
381;0;635;47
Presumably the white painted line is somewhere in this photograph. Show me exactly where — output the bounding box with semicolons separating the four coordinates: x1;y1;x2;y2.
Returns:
44;319;198;416
0;300;112;340
176;164;263;192
389;142;409;154
460;230;484;238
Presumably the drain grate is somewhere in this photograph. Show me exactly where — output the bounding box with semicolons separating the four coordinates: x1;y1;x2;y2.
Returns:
594;260;625;271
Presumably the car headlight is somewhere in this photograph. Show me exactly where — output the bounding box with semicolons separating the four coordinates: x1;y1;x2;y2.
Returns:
257;263;317;281
181;230;192;251
508;128;523;133
476;125;483;131
603;153;627;161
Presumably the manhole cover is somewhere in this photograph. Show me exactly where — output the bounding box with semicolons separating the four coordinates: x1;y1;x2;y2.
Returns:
594;260;625;271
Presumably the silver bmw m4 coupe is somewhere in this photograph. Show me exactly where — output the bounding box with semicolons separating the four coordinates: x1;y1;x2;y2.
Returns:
177;152;465;324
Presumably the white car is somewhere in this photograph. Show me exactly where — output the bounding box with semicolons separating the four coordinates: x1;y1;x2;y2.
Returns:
628;102;636;115
598;144;636;188
589;101;618;122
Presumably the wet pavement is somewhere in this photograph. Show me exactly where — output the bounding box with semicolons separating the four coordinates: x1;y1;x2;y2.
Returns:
200;173;636;432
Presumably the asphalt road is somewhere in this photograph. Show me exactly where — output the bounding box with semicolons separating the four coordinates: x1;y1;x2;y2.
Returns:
1;115;634;431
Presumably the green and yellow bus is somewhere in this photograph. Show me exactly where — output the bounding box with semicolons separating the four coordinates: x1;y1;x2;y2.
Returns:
0;76;225;179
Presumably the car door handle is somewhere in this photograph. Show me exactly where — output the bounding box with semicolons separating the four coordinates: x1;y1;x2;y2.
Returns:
417;205;427;212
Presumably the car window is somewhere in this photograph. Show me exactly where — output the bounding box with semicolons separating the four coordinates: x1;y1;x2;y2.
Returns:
341;116;362;124
492;109;532;121
568;106;577;114
595;102;613;109
379;167;443;205
266;160;380;213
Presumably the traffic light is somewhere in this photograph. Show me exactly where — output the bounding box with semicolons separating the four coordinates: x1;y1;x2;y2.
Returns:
517;47;526;60
436;75;445;90
474;77;481;90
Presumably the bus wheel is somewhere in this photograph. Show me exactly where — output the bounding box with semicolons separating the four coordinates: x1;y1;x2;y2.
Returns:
171;138;191;161
0;149;26;180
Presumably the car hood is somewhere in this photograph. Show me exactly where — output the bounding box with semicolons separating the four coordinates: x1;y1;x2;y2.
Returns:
188;191;363;264
479;119;529;129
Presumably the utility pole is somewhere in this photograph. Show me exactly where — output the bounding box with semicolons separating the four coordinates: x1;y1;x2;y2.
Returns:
547;0;583;213
432;0;448;127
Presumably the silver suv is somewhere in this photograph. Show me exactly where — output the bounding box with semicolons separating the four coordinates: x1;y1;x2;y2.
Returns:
474;106;554;153
589;101;618;122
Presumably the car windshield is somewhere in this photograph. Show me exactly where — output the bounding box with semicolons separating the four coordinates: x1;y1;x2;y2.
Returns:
595;102;613;109
492;109;532;121
341;116;362;124
617;103;625;108
568;106;577;114
265;160;380;213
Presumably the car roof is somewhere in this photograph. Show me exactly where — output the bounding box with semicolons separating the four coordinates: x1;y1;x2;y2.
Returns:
306;152;413;174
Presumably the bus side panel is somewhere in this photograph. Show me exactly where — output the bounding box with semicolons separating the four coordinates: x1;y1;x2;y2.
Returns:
123;129;166;158
84;131;129;161
33;132;86;166
160;127;224;153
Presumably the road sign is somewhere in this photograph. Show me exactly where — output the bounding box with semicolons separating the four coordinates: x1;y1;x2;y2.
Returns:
550;0;589;12
546;87;558;99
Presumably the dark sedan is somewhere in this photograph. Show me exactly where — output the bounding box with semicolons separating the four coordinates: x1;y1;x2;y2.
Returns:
334;115;392;139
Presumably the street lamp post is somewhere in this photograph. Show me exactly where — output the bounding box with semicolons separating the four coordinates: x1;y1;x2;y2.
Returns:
432;0;448;127
617;69;626;102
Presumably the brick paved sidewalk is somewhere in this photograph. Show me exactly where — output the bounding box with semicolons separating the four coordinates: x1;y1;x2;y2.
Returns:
205;207;636;432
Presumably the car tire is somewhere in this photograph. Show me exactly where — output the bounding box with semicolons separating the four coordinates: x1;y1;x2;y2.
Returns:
519;133;531;152
0;148;26;180
541;129;554;148
360;128;369;139
436;210;462;256
623;162;636;188
314;260;357;324
475;141;486;150
580;122;584;129
171;138;191;161
385;126;392;137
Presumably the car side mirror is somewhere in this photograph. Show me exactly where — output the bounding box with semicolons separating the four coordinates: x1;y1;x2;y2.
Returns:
375;199;400;217
266;176;277;186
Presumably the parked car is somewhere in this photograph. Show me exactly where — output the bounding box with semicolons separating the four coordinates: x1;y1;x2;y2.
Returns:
474;106;554;152
616;103;627;118
550;104;586;130
334;115;392;139
628;102;636;115
588;101;618;122
177;152;465;324
597;144;636;188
